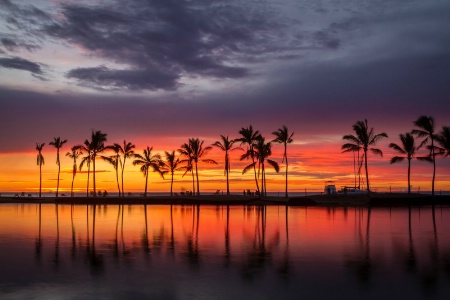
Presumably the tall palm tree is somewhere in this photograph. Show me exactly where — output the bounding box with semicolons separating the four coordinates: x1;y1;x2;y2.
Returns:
237;125;262;194
75;140;92;197
272;125;294;198
212;135;241;195
90;130;107;197
189;138;217;196
103;143;122;196
49;137;68;198
412;116;438;196
133;146;165;197
119;140;135;197
244;137;279;196
342;119;388;193
66;147;81;197
178;142;196;195
161;151;183;196
389;133;419;194
36;143;45;198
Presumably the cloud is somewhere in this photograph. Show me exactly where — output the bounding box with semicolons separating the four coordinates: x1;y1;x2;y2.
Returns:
0;56;43;74
42;0;288;91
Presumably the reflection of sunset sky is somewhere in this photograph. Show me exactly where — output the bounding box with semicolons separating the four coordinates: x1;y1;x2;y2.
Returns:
1;1;450;193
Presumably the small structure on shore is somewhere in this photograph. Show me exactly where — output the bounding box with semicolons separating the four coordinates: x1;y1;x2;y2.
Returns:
324;181;337;194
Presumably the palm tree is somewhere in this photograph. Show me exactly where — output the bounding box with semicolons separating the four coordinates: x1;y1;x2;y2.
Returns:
212;135;241;195
412;116;438;196
66;147;81;197
389;133;419;194
178;142;196;195
188;138;217;196
49;137;68;198
103;143;122;196
75;140;92;197
436;126;450;158
272;126;294;198
133;146;165;197
36;143;45;198
244;137;279;196
119;140;135;197
161;151;183;196
237;125;262;194
90;130;107;197
342;119;388;193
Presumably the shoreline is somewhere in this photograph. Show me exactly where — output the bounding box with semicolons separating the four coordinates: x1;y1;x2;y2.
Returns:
1;193;450;206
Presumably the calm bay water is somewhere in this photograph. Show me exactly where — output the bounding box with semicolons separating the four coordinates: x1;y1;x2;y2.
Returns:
1;204;450;299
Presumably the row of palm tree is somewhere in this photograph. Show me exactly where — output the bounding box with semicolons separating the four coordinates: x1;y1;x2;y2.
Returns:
35;126;295;198
342;116;450;195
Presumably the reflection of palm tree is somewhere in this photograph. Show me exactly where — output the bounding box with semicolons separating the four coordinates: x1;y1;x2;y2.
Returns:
53;204;60;267
103;143;122;196
342;119;388;193
90;130;108;197
35;203;42;259
237;125;262;194
272;126;294;198
36;143;45;198
412;116;438;196
161;151;183;196
389;133;419;194
132;146;164;197
66;147;81;197
119;140;135;197
212;135;241;195
49;137;68;198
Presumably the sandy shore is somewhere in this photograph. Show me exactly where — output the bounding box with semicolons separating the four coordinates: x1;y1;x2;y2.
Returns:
1;193;449;206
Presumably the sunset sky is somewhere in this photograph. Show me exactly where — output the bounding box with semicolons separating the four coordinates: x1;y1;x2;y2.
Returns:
0;0;449;194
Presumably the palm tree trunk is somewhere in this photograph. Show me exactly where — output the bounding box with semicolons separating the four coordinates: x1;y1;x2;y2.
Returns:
39;164;42;198
144;171;148;197
260;162;265;197
285;148;288;198
93;155;97;197
115;163;121;197
364;150;370;193
191;168;195;195
250;151;260;193
431;140;435;196
71;171;75;197
226;158;230;195
170;172;174;196
195;161;200;196
407;158;411;194
121;157;126;197
56;160;60;198
86;163;90;197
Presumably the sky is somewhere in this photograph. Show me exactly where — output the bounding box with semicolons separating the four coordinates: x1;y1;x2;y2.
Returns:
0;0;449;194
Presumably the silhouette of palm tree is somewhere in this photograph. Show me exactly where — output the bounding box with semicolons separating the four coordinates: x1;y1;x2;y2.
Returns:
389;133;419;194
161;151;183;196
66;146;81;197
178;142;196;195
188;138;217;196
132;146;165;197
342;119;388;193
436;126;450;159
212;135;241;195
237;125;262;194
103;143;122;196
35;143;45;198
412;116;438;196
119;140;135;197
272;126;294;198
75;140;92;197
244;137;279;196
90;130;107;197
49;137;68;198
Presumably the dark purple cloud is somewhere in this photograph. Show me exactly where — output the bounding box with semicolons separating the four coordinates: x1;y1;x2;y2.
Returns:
0;56;43;74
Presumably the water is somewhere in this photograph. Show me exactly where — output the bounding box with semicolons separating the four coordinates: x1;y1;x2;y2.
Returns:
1;204;450;299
